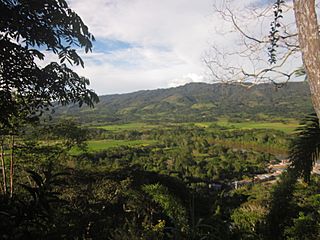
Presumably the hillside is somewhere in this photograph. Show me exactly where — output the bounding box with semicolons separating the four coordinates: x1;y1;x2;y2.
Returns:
54;82;313;123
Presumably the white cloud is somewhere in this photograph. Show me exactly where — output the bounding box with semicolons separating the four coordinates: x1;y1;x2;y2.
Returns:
72;49;201;94
168;73;207;88
60;0;303;94
64;0;219;94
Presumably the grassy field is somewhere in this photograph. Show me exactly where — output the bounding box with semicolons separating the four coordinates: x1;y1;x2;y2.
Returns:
95;123;158;132
69;118;299;156
94;119;299;134
70;139;157;154
195;119;299;133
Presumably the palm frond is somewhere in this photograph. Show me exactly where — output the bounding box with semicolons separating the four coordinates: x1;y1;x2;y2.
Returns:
289;113;320;182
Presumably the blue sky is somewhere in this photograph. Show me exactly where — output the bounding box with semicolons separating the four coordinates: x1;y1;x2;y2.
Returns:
93;39;133;54
60;0;300;95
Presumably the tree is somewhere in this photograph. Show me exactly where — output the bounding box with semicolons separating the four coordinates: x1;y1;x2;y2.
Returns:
0;0;99;196
289;113;320;183
206;0;320;120
265;170;298;240
264;113;320;238
0;0;99;128
293;0;320;119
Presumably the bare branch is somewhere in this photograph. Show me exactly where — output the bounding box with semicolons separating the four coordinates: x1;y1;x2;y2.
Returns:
226;8;265;44
205;0;301;87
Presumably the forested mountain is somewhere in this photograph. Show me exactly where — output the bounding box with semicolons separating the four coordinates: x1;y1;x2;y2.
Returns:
55;82;313;123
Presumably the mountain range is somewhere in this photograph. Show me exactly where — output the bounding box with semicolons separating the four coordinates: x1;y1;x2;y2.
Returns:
55;82;313;123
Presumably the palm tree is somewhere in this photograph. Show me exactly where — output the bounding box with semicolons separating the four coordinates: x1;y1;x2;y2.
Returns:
264;113;320;239
289;113;320;183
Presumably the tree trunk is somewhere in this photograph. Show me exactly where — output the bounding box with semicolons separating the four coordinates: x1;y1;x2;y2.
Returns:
293;0;320;119
0;139;7;195
9;135;14;198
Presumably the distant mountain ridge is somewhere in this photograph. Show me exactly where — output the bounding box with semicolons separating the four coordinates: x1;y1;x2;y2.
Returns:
55;82;313;123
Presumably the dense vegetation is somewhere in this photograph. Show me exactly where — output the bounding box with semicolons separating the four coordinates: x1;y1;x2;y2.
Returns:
0;122;268;238
1;1;320;239
1;118;319;239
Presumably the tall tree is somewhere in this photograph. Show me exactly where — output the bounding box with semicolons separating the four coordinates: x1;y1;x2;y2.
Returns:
0;0;99;196
293;0;320;119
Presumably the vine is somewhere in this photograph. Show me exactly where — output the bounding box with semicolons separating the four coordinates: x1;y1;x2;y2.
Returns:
268;0;285;64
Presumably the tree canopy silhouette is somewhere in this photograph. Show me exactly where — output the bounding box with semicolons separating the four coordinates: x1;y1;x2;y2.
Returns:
0;0;99;127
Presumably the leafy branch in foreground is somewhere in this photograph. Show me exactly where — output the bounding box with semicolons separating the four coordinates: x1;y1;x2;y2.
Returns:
0;0;99;128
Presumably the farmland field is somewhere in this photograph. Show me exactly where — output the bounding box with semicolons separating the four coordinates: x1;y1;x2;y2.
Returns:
70;139;157;155
94;122;158;132
195;119;299;133
94;119;299;134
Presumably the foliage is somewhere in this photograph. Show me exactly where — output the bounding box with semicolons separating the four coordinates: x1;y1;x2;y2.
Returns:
289;113;320;182
3;112;320;239
261;113;320;239
284;212;319;240
268;0;285;64
0;166;67;239
2;0;320;239
0;0;98;127
142;183;189;235
47;120;90;151
54;82;312;124
264;171;297;239
227;183;269;239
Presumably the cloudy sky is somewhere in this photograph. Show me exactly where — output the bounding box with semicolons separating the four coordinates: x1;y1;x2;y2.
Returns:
62;0;297;95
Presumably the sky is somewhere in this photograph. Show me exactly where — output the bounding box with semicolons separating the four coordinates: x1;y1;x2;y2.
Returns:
58;0;299;95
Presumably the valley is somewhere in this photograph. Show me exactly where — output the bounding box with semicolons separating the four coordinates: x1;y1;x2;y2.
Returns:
2;1;320;238
2;82;319;239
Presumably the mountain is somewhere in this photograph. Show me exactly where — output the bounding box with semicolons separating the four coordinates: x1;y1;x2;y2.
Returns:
54;82;313;123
